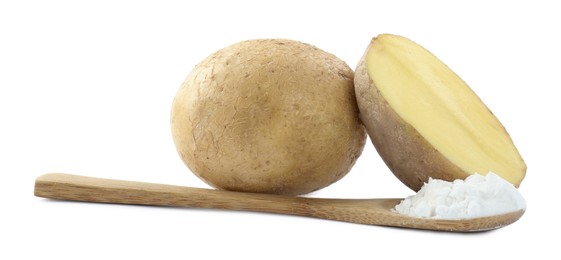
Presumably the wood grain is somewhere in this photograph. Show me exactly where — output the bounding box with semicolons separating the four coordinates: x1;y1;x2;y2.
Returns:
34;173;524;232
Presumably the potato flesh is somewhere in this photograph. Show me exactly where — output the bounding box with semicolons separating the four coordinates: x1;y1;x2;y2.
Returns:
365;35;525;185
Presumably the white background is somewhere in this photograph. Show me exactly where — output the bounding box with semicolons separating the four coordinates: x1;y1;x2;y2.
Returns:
1;0;559;259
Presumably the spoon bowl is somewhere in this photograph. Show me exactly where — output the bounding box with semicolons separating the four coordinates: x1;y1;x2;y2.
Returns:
34;173;524;232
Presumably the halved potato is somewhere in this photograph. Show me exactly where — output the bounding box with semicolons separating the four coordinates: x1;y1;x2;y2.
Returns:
355;34;526;191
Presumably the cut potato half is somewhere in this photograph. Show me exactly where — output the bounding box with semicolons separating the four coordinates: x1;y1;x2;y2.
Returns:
355;34;526;191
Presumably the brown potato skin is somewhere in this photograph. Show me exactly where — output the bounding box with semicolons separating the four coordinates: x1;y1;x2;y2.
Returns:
172;39;366;195
354;46;468;192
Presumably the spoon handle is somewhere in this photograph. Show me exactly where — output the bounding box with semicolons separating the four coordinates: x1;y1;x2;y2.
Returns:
34;173;397;223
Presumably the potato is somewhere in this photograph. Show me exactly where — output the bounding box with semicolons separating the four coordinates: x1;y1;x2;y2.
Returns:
171;39;366;195
354;34;526;191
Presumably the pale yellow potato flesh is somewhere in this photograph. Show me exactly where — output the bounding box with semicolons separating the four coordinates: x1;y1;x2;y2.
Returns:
362;34;526;187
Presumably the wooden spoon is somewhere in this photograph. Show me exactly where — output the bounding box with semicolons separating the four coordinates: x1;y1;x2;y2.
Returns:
34;173;524;232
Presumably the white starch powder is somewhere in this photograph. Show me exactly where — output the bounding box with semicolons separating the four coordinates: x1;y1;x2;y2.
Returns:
394;173;526;220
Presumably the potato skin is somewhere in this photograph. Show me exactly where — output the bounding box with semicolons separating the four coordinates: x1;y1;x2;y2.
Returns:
354;45;468;191
172;39;366;195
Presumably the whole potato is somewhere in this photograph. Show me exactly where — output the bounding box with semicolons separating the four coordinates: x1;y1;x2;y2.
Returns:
171;39;366;195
